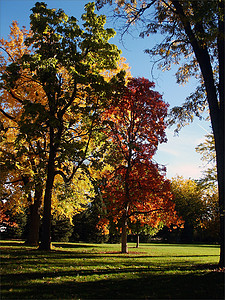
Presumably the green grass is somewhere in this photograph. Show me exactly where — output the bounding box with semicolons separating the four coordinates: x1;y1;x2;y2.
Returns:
0;240;224;299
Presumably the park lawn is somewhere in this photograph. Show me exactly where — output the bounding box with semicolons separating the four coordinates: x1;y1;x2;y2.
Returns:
0;241;224;299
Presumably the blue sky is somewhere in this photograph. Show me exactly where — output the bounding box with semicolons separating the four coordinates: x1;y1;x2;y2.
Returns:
0;0;211;179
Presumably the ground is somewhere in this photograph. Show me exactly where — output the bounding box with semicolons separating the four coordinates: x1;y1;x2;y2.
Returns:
0;241;224;299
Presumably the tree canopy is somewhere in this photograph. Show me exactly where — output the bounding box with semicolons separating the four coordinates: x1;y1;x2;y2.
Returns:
98;77;182;253
196;133;217;190
0;2;125;250
96;0;224;268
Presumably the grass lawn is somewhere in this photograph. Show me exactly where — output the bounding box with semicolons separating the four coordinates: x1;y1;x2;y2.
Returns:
0;240;224;299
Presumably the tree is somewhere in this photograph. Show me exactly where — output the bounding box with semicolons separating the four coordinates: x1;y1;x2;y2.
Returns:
196;132;217;190
51;214;74;242
170;176;207;242
199;192;220;243
195;135;220;243
52;170;94;222
0;23;130;247
169;176;220;243
128;219;163;248
99;77;182;253
1;2;124;250
0;21;44;246
0;203;18;238
0;27;127;248
97;0;224;267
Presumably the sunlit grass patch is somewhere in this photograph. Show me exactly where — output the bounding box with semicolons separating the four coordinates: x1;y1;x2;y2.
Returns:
0;240;223;299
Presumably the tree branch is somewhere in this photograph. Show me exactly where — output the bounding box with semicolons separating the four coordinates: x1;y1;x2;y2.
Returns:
8;90;23;104
128;208;163;218
54;169;68;183
0;46;15;62
4;179;23;185
0;108;15;120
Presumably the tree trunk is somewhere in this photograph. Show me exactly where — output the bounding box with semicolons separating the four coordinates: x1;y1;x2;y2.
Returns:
26;185;43;246
217;0;224;268
136;234;140;248
217;138;224;268
172;0;224;268
39;130;56;251
121;214;128;253
121;155;131;254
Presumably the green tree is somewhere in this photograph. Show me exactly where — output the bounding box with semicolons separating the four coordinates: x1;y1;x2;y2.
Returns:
97;0;224;267
0;22;128;247
2;210;27;240
51;215;74;242
195;134;219;242
199;192;220;243
196;133;217;190
71;200;108;243
128;220;163;248
170;176;220;243
1;2;124;250
170;176;206;242
0;21;44;246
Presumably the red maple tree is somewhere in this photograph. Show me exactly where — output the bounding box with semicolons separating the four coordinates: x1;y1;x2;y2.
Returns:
99;77;182;253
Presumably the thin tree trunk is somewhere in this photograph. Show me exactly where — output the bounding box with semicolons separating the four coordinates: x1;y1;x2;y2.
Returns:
26;185;43;246
121;151;131;254
121;214;128;253
39;129;56;251
136;234;140;248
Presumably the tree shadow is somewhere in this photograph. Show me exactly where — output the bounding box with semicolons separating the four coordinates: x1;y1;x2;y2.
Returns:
1;241;223;299
53;242;98;249
0;241;28;247
146;243;220;248
1;266;223;299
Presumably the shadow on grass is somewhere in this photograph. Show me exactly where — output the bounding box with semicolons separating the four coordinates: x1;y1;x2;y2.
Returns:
0;245;219;267
0;241;97;249
1;249;219;269
1;268;224;299
147;243;220;248
53;243;98;249
1;262;221;283
1;242;223;299
0;241;28;247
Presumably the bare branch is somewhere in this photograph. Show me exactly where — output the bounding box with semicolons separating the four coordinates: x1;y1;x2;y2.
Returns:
0;108;15;120
0;46;15;62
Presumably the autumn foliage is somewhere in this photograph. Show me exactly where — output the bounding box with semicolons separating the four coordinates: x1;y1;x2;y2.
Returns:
98;77;182;252
0;4;125;249
102;162;179;226
1;6;182;252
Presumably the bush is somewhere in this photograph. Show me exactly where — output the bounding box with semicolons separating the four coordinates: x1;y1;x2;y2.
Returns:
51;216;73;242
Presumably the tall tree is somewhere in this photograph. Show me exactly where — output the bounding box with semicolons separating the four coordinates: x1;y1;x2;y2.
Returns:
97;0;224;267
1;2;124;250
0;23;129;247
0;21;44;246
99;77;182;253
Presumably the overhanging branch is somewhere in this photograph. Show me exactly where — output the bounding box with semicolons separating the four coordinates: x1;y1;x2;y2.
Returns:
128;208;163;218
0;108;15;120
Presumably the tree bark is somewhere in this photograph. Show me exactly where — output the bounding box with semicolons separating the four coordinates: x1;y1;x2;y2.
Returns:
121;213;128;253
26;185;43;246
121;149;131;254
136;234;140;248
39;128;56;251
217;0;224;269
172;0;225;268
